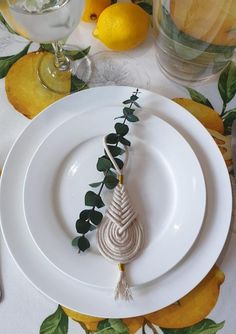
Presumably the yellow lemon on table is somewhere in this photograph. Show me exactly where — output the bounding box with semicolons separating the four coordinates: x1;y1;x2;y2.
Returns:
173;98;224;134
93;3;150;51
170;0;236;46
82;0;111;22
145;266;225;328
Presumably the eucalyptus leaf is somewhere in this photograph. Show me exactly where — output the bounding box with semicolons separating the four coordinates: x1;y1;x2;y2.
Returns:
186;87;213;108
130;94;139;101
218;61;236;106
89;181;103;188
106;133;118;144
126;114;139;122
104;175;119;189
114;158;124;170
78;236;90;252
40;305;68;334
115;123;129;136
119;137;131;146
90;210;103;225
80;209;91;221
133;101;141;108
161;319;225;334
76;219;91;234
0;43;31;79
72;236;80;247
106;145;125;157
71;75;88;93
123;107;135;116
97;156;112;171
222;108;236;134
122;99;132;104
85;191;105;208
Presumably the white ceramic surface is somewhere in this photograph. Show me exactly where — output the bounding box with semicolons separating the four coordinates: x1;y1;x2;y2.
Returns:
23;112;206;288
0;86;232;318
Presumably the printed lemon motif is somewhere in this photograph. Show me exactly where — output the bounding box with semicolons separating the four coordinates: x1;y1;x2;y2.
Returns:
61;306;103;331
173;98;224;134
170;0;236;46
0;0;8;10
208;129;233;169
93;3;150;51
82;0;111;22
5;52;69;119
144;266;225;328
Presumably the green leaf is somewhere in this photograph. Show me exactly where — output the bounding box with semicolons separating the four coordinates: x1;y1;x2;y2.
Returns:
0;43;31;79
104;175;119;189
218;61;236;106
161;319;225;334
40;43;54;53
71;75;88;93
106;133;118;144
115;123;129;136
130;94;139;101
72;236;80;247
90;210;103;225
97;156;112;171
126;114;139;122
222;108;236;134
80;209;91;221
114;158;124;170
186;87;213;108
123;107;135;116
65;46;90;60
123;99;132;105
119;137;131;146
109;319;129;334
0;12;17;34
106;145;125;157
133;101;141;108
40;305;68;334
136;2;152;15
89;181;103;188
95;319;129;334
76;219;91;234
77;236;90;252
106;170;117;178
85;191;105;208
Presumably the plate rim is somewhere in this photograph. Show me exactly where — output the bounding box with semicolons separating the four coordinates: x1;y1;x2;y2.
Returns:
0;86;232;318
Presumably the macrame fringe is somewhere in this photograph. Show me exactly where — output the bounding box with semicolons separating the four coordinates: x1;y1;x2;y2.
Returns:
114;264;133;301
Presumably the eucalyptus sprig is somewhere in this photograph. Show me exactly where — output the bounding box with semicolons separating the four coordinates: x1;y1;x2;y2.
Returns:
72;88;141;252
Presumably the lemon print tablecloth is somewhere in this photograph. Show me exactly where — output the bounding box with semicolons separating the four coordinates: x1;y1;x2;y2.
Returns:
0;2;236;334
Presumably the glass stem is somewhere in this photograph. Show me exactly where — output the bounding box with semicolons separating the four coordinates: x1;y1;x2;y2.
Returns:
52;41;70;71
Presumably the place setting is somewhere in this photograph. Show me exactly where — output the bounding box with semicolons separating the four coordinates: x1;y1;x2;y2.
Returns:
0;0;235;333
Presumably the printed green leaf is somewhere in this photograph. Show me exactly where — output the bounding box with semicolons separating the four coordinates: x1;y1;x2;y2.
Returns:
90;210;103;225
64;46;91;60
161;319;225;334
222;108;236;134
71;75;88;93
186;87;213;108
97;156;112;171
104;175;119;189
0;43;31;79
95;319;129;334
76;219;91;234
218;61;236;106
85;191;105;208
115;123;129;136
78;236;90;252
0;12;17;34
40;305;68;334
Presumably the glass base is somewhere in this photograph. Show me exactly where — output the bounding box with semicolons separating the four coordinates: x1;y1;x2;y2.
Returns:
38;44;92;94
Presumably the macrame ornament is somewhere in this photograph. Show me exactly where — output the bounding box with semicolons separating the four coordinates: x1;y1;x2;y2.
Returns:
97;136;144;300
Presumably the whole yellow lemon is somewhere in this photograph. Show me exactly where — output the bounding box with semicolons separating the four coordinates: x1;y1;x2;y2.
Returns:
93;3;150;51
82;0;111;23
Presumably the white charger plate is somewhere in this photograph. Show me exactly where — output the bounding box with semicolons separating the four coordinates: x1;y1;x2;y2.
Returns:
23;112;206;288
0;86;232;318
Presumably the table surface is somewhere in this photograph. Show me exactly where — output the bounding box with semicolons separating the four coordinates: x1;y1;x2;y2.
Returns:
0;11;236;334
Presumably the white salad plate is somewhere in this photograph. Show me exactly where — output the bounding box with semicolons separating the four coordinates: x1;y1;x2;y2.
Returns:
0;86;232;318
23;111;206;288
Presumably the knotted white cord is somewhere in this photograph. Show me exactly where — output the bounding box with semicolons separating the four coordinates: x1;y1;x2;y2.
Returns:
97;135;144;300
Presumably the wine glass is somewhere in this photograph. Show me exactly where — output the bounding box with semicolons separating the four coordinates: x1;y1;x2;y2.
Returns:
1;0;91;93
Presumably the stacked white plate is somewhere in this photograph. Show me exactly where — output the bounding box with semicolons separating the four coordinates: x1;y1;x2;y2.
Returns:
0;86;232;318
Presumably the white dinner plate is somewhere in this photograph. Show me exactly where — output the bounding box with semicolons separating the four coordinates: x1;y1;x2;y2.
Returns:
23;112;206;288
0;86;232;318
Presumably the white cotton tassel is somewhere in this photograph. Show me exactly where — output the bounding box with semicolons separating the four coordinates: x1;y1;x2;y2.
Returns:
115;263;133;301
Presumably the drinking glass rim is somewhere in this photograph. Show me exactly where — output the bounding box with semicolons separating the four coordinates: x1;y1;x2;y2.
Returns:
8;0;71;15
